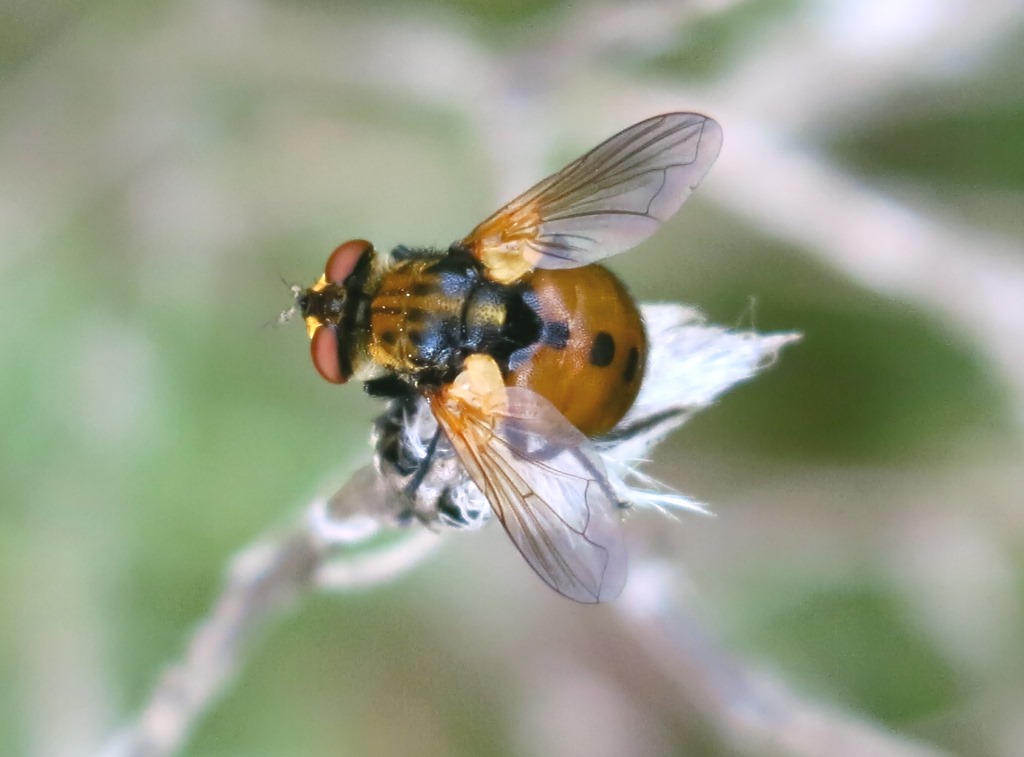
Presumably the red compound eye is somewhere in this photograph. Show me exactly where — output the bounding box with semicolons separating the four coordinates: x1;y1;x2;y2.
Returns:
324;239;371;284
310;325;347;384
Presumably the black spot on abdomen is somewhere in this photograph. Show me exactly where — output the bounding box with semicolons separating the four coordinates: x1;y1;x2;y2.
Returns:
590;331;615;367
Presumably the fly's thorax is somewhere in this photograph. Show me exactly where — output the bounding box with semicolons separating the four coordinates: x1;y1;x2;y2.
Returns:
363;248;541;389
367;255;478;381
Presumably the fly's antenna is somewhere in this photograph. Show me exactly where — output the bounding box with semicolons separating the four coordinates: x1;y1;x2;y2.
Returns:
268;273;304;329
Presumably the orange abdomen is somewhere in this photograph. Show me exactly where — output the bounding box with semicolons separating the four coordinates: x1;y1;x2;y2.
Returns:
509;266;646;437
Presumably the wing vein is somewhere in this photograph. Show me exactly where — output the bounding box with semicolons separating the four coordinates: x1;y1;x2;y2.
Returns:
462;112;722;273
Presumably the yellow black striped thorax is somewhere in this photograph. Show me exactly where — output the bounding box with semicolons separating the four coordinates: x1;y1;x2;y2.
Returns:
342;246;540;388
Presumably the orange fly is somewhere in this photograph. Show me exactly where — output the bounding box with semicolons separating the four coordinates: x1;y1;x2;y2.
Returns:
292;113;722;603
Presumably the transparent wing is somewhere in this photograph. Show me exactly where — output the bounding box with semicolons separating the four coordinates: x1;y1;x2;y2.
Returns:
461;112;722;278
430;386;627;603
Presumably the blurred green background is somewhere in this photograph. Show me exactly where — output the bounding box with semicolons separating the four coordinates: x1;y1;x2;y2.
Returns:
3;1;1023;755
